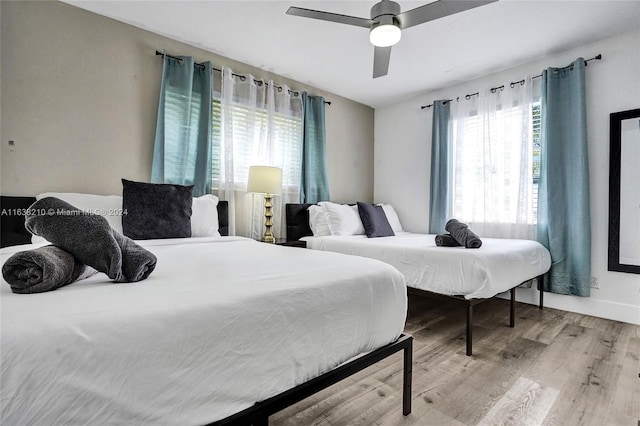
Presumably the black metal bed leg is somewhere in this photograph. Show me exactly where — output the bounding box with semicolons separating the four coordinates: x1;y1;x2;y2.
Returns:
509;287;515;328
402;336;413;415
466;303;473;356
537;275;544;309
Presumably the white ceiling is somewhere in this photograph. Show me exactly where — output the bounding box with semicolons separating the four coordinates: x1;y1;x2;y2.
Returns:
64;0;640;108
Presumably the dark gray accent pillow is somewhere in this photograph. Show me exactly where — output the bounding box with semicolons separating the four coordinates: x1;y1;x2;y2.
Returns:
122;179;193;240
357;202;395;238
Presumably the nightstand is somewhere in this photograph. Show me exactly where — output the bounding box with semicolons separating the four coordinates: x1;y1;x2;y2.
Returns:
275;239;307;248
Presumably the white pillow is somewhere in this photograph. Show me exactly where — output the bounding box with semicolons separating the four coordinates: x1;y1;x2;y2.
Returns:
36;192;125;234
381;204;404;233
308;205;332;236
191;194;220;237
318;201;365;236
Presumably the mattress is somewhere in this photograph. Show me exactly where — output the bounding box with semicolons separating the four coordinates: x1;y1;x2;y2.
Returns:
302;232;551;299
0;237;407;425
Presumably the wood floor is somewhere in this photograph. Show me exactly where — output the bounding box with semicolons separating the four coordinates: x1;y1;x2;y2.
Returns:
271;294;640;426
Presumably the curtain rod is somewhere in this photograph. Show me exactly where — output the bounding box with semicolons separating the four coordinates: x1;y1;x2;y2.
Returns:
155;50;331;105
420;54;602;109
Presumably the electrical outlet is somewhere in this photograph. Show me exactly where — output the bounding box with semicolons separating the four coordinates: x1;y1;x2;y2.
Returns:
590;276;599;289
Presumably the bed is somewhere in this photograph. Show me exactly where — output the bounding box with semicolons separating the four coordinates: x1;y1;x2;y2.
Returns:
0;195;412;425
286;203;551;356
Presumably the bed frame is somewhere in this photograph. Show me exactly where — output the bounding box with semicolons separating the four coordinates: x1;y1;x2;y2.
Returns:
0;196;413;424
285;203;545;356
213;333;413;425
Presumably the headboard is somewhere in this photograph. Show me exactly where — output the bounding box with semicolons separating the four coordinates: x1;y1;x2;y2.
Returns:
1;196;37;248
217;200;229;238
0;196;229;248
285;203;314;242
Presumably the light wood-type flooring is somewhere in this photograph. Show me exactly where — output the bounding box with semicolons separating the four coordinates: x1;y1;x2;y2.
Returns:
271;294;640;426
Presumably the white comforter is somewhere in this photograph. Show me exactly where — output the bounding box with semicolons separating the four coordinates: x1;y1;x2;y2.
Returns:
0;237;407;425
302;233;551;299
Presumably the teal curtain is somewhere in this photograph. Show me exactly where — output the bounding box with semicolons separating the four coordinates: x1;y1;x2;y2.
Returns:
428;100;451;234
151;55;213;197
536;58;591;297
301;92;330;203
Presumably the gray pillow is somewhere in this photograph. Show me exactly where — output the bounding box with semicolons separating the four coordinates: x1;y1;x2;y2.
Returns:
357;202;395;238
122;179;193;240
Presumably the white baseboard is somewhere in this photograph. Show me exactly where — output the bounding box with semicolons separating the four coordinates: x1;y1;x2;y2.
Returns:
497;287;640;325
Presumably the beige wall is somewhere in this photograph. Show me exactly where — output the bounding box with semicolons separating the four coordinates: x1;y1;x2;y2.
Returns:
0;0;374;203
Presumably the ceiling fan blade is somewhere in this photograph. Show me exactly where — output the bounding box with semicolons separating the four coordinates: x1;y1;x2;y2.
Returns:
396;0;498;29
286;7;376;28
373;46;392;78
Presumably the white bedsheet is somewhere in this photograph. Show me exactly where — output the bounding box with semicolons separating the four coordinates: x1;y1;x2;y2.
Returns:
302;232;551;299
0;237;407;425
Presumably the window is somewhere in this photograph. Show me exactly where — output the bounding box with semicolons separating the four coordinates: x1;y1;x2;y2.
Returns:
211;97;222;183
211;93;303;191
449;88;538;238
532;102;541;221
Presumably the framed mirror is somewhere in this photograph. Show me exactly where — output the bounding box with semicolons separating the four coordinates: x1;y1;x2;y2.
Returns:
608;108;640;274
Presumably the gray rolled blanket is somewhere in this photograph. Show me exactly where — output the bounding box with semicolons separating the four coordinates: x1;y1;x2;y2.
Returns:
2;246;97;294
445;219;483;249
24;197;156;282
434;233;462;247
116;233;156;282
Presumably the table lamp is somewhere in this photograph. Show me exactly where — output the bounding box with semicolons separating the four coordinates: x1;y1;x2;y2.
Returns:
247;165;283;243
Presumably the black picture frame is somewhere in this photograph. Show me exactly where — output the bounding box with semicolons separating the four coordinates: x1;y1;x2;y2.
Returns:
608;108;640;274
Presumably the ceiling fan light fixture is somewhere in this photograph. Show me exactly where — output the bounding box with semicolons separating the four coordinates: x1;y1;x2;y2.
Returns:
286;0;498;78
369;24;401;47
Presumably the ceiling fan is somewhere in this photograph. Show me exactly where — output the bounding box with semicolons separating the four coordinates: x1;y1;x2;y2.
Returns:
286;0;498;78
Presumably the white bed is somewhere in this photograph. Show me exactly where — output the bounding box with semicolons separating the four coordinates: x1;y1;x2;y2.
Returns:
301;232;551;299
1;237;407;425
285;201;552;356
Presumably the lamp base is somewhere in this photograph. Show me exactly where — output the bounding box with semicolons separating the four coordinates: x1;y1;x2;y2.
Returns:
261;193;276;244
261;235;276;244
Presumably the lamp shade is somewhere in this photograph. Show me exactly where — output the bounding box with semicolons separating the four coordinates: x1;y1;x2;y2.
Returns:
247;166;282;195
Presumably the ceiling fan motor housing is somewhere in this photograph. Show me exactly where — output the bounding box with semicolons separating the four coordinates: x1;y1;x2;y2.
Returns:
370;0;401;25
